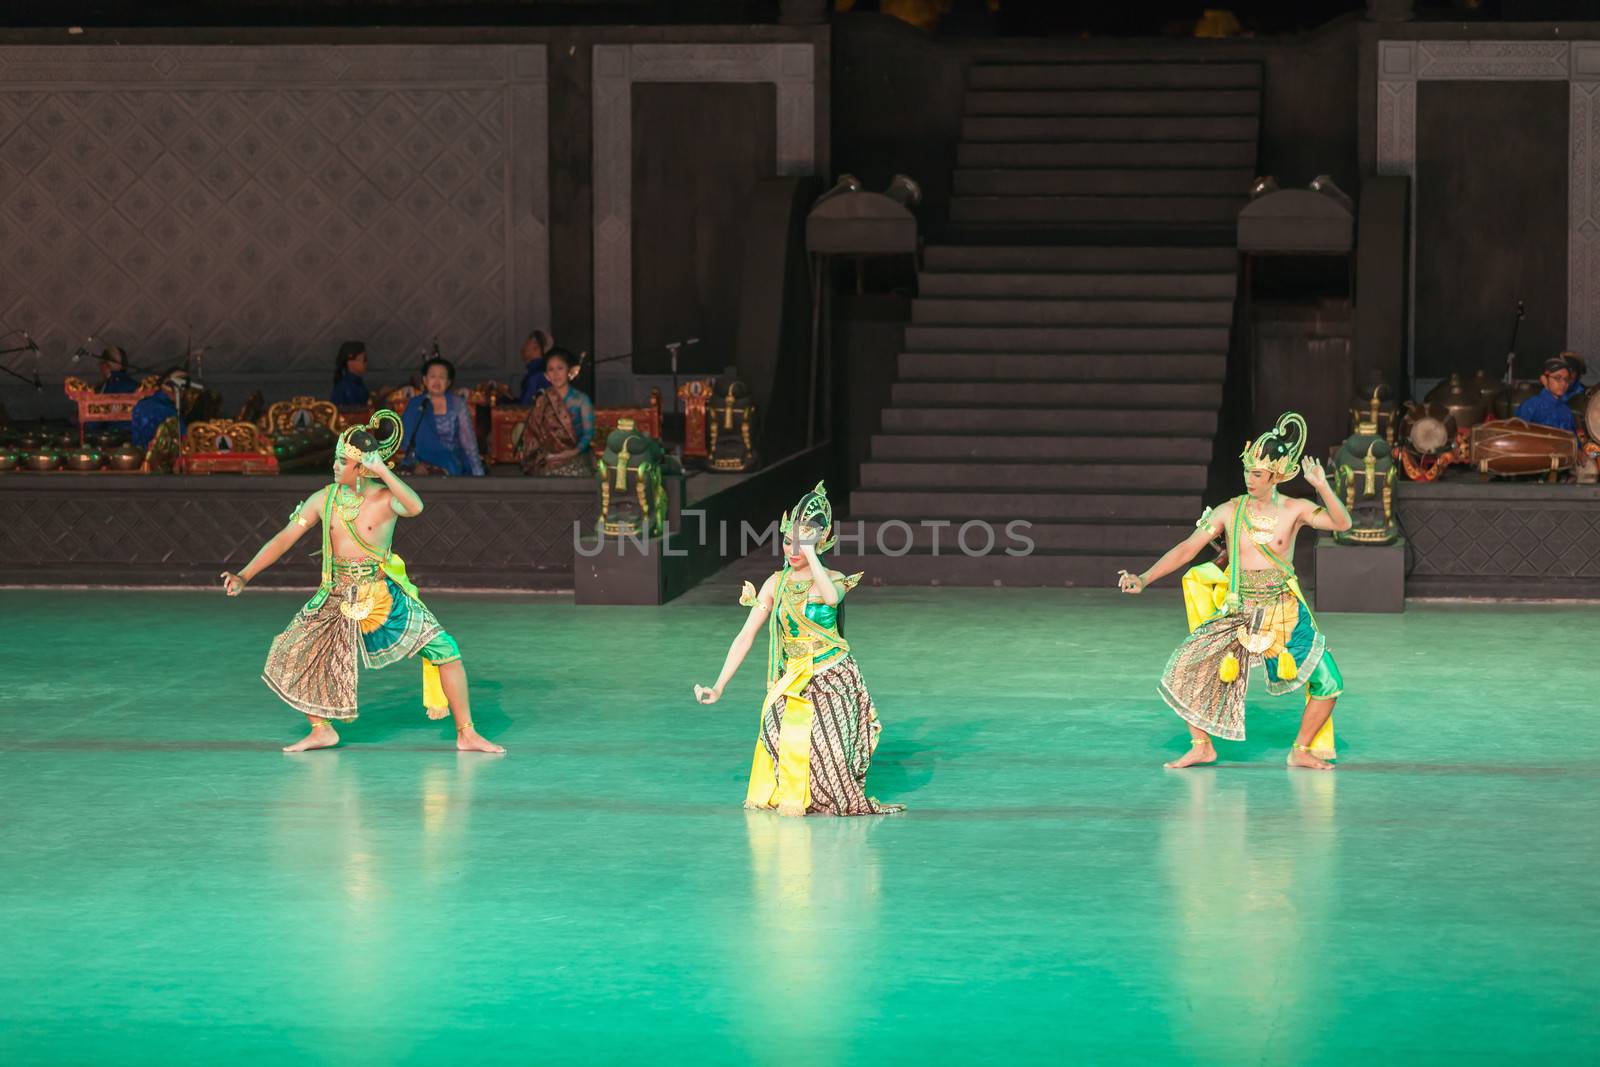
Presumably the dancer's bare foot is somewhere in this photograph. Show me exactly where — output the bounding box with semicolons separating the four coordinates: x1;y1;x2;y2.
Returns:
425;706;450;721
1164;739;1216;769
1287;746;1334;770
455;725;505;754
283;722;339;752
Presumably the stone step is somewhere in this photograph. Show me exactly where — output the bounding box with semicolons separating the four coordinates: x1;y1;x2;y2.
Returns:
923;245;1237;272
953;168;1252;197
968;62;1262;91
843;519;1194;554
919;270;1235;299
888;381;1219;408
965;89;1260;117
950;194;1245;225
959;141;1256;168
904;324;1230;352
911;297;1233;326
869;432;1213;462
962;114;1259;142
859;460;1207;491
896;351;1227;382
881;406;1218;434
849;489;1203;521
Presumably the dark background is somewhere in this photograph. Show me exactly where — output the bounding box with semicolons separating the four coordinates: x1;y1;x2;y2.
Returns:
1415;81;1569;379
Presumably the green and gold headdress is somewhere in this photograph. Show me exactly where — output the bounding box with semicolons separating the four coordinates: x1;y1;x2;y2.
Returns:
780;480;836;553
1240;411;1307;479
336;408;403;466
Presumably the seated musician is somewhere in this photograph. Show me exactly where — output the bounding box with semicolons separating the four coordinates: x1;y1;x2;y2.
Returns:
398;356;485;476
130;370;184;449
1516;357;1577;432
516;329;553;405
1562;352;1587;404
518;347;594;476
99;346;140;394
329;340;370;408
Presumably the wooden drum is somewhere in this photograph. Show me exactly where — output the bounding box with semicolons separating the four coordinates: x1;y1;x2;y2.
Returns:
1468;418;1578;477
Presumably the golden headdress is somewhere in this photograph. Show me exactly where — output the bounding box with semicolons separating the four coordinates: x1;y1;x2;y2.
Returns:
336;408;403;466
779;480;836;553
1240;411;1307;478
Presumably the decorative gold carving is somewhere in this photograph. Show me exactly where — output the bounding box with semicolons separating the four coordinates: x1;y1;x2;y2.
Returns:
265;396;338;435
184;420;270;455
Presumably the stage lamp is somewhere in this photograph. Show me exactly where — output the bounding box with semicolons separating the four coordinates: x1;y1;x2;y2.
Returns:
812;174;862;210
885;174;923;210
1249;175;1279;199
1309;174;1353;211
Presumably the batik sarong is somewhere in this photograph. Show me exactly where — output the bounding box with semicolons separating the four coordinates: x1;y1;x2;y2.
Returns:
262;557;459;720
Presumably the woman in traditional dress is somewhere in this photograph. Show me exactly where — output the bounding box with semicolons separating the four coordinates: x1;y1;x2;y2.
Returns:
694;482;903;816
517;347;594;476
398;356;484;476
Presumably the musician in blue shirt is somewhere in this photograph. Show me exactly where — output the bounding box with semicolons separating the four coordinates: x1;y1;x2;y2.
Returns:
516;329;553;405
330;341;370;408
1516;357;1577;432
131;373;183;448
98;346;140;394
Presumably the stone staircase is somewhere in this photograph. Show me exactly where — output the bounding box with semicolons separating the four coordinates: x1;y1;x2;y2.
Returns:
835;60;1257;586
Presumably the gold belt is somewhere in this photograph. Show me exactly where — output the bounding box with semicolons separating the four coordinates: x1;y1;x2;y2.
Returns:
781;638;824;660
331;558;382;583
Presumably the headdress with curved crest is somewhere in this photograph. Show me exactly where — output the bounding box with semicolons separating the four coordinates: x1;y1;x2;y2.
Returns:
779;480;836;553
336;408;404;466
1240;411;1308;479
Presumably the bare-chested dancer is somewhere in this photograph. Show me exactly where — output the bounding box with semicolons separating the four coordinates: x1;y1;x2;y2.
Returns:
222;410;503;754
1117;412;1350;770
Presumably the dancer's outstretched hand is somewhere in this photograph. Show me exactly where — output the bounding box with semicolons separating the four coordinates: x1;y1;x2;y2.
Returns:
1117;569;1144;594
694;684;722;705
1302;456;1329;491
221;571;247;596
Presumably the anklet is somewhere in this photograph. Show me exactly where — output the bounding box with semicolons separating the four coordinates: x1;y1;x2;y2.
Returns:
1292;744;1313;753
455;720;473;733
310;719;331;730
1191;737;1212;746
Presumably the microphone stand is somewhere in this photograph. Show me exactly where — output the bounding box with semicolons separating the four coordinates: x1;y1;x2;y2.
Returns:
1502;299;1526;386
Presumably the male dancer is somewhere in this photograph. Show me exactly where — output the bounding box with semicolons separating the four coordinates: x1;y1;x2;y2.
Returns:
222;410;503;754
1118;412;1350;770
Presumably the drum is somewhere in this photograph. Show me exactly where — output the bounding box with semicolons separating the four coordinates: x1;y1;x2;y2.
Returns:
1400;401;1457;456
1468;418;1578;476
1567;389;1600;440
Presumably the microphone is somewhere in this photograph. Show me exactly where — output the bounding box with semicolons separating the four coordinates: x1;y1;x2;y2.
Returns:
33;371;42;392
71;336;93;362
23;331;38;353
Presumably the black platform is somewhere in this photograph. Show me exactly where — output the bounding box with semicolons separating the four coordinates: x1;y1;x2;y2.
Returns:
1396;479;1600;599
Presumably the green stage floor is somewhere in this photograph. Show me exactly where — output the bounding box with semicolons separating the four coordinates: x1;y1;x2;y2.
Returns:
2;585;1596;1065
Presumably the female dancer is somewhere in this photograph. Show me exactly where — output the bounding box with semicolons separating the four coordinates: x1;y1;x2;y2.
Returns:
695;483;902;816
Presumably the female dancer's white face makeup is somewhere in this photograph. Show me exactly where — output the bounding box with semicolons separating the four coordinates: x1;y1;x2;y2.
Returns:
784;523;823;567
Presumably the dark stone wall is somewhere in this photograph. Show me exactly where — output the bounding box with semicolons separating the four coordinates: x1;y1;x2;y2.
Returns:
631;82;777;375
1414;80;1569;380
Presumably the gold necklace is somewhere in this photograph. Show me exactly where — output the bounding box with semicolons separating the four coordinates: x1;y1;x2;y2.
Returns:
331;483;364;522
1243;494;1279;545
